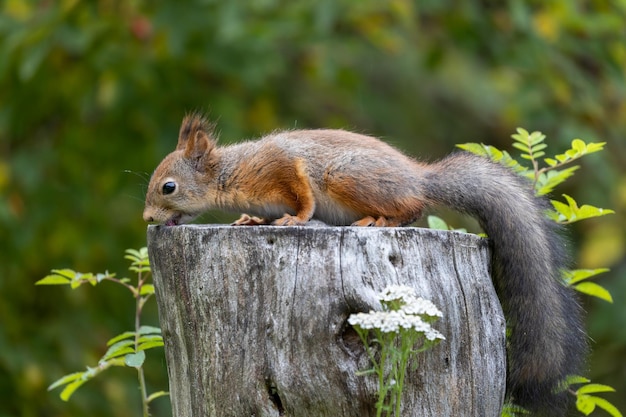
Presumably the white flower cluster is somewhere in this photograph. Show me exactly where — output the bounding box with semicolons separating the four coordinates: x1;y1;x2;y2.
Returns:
348;285;445;340
379;285;443;319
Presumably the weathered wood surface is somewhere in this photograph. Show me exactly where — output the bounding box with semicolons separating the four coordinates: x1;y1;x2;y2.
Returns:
147;225;506;417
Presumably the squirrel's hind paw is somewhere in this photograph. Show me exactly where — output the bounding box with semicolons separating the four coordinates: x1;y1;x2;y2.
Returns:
352;216;399;227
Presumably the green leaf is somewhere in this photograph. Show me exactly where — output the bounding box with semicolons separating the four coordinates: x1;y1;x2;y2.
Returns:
125;350;146;368
48;371;84;391
531;143;547;152
571;138;586;152
590;396;623;417
129;265;151;274
107;331;136;346
577;205;615;221
126;247;149;263
456;142;490;156
512;142;530;153
511;127;531;144
427;215;450;231
500;402;530;416
566;375;591;386
535;166;579;196
511;128;546;161
125;248;142;260
140;284;155;295
548;140;607;168
138;340;165;351
138;334;163;344
528;131;546;145
573;282;613;303
585;142;607;153
577;383;616;395
577;394;596;415
426;215;467;233
125;247;151;274
51;269;77;280
59;378;88;402
139;325;162;335
563;268;610;285
36;274;72;285
544;157;558;167
457;142;529;174
102;340;136;361
551;194;615;223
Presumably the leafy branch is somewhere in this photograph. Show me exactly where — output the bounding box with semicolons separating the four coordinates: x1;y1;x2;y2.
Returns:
458;128;614;298
457;128;620;416
36;248;167;416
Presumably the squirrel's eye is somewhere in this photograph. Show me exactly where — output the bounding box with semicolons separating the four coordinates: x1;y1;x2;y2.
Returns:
162;181;177;195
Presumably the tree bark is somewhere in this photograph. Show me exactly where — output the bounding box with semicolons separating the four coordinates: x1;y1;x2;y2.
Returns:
147;224;506;417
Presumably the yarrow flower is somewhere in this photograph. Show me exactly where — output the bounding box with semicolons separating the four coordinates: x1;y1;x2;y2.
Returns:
379;285;418;303
349;285;445;417
398;296;443;319
348;310;444;339
348;285;445;340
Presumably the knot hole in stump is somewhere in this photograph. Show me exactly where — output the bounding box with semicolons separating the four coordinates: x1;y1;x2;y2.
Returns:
266;379;284;415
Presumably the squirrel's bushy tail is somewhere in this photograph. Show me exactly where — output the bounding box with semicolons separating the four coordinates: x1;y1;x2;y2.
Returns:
423;152;586;416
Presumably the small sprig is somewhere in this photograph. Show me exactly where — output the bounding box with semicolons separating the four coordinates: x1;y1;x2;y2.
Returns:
563;269;612;303
427;215;467;233
564;376;623;417
37;248;167;417
511;128;606;196
459;128;607;197
548;194;614;225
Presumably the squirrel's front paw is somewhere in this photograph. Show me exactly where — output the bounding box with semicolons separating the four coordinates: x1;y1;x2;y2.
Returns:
232;214;269;226
273;214;307;226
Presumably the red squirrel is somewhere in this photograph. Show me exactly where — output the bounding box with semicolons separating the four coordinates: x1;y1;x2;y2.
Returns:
144;113;585;416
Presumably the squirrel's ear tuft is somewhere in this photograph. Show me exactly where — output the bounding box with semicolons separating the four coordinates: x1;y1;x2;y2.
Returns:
176;112;217;151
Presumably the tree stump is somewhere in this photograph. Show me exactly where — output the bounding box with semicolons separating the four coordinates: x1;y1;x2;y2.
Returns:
147;224;506;417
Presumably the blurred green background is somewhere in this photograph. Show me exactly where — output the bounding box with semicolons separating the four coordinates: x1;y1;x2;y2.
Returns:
1;1;625;416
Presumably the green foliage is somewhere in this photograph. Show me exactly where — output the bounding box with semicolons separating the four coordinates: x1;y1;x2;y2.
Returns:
563;269;613;303
37;248;167;416
566;376;623;417
460;129;615;304
426;215;467;233
549;195;615;225
460;128;608;197
456;143;528;175
459;129;620;416
501;402;530;417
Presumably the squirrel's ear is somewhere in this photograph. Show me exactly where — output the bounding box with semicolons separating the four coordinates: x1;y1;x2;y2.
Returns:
176;113;216;150
183;130;216;170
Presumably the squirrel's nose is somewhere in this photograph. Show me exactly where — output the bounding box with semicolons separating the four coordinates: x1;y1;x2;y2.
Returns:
143;210;154;223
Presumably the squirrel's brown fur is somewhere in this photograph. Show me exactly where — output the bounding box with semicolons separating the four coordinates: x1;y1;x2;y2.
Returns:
144;113;586;416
